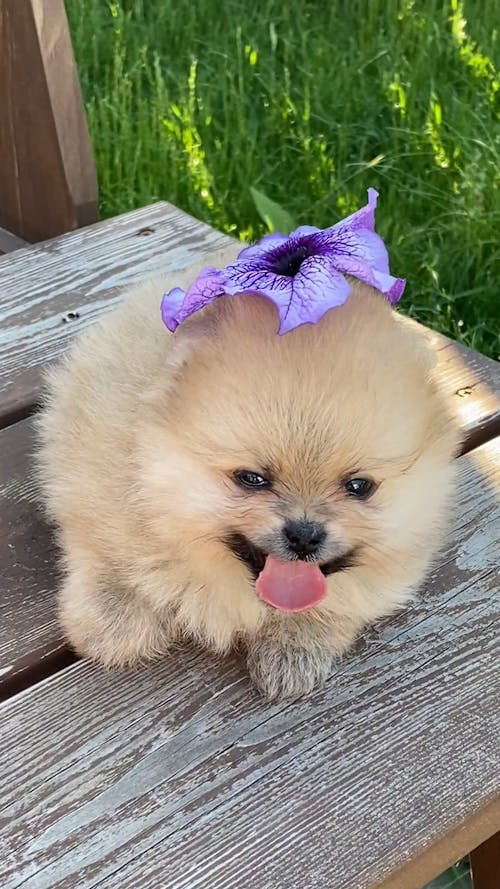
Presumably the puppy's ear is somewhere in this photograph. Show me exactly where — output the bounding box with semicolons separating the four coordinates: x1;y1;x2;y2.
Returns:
166;287;255;370
166;300;223;375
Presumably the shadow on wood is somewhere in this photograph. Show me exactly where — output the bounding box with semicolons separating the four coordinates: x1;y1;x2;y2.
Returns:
0;0;98;242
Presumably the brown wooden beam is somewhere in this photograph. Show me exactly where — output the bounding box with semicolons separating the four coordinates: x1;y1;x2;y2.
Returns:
0;0;98;242
470;829;500;889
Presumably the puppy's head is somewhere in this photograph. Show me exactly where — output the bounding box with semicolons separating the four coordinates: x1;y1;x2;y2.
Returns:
143;282;459;615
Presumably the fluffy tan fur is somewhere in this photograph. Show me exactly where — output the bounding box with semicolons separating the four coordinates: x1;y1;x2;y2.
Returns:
37;250;461;699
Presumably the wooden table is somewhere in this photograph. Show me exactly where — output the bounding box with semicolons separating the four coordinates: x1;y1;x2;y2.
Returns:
0;204;499;889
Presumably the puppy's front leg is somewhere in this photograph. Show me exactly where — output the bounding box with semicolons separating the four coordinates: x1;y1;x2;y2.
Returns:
58;566;177;668
246;613;358;700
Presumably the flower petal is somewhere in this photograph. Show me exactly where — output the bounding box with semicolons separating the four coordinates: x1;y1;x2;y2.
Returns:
223;262;290;296
333;253;405;302
342;186;378;231
323;188;379;245
159;187;405;334
277;256;351;334
237;233;290;261
371;270;406;303
330;228;390;277
161;267;226;331
160;287;186;332
289;224;321;238
327;229;405;302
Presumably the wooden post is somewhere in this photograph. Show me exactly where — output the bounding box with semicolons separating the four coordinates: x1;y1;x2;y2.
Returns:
470;830;500;889
0;0;98;242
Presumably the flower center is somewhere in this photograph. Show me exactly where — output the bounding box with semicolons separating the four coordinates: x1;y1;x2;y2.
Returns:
271;243;310;277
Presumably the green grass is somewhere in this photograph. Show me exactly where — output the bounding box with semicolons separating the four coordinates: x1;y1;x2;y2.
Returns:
425;860;472;889
66;0;499;360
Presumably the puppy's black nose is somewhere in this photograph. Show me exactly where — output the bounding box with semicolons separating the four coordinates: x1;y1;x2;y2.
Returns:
283;520;326;557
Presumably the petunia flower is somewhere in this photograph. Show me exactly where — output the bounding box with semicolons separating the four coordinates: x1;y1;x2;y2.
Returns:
161;188;406;335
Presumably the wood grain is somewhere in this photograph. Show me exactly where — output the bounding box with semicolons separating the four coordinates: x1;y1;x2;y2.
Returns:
0;202;234;427
404;320;500;454
0;439;498;889
0;417;78;699
0;0;98;241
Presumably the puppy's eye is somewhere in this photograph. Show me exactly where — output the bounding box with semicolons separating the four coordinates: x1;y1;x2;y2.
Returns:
344;477;375;499
233;470;270;490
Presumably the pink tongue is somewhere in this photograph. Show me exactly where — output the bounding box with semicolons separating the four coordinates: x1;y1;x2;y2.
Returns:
256;554;327;612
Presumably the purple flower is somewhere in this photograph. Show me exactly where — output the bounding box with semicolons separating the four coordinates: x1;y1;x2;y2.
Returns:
161;188;406;335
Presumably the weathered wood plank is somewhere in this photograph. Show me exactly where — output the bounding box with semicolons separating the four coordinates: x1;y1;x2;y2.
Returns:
0;202;236;427
0;0;98;242
0;417;77;699
0;227;28;255
404;321;500;454
0;440;498;889
459;408;500;457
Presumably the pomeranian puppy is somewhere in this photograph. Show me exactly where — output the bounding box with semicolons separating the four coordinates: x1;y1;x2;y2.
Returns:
37;248;460;699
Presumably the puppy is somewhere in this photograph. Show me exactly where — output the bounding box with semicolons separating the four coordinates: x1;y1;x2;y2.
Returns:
37;254;460;699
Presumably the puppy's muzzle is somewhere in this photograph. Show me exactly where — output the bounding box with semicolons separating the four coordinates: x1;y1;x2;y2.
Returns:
283;519;326;559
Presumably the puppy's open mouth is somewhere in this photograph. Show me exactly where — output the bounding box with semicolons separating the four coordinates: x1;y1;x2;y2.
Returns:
224;532;358;582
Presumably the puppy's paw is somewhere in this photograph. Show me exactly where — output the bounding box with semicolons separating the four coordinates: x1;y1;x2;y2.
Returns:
246;639;334;700
59;569;176;668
